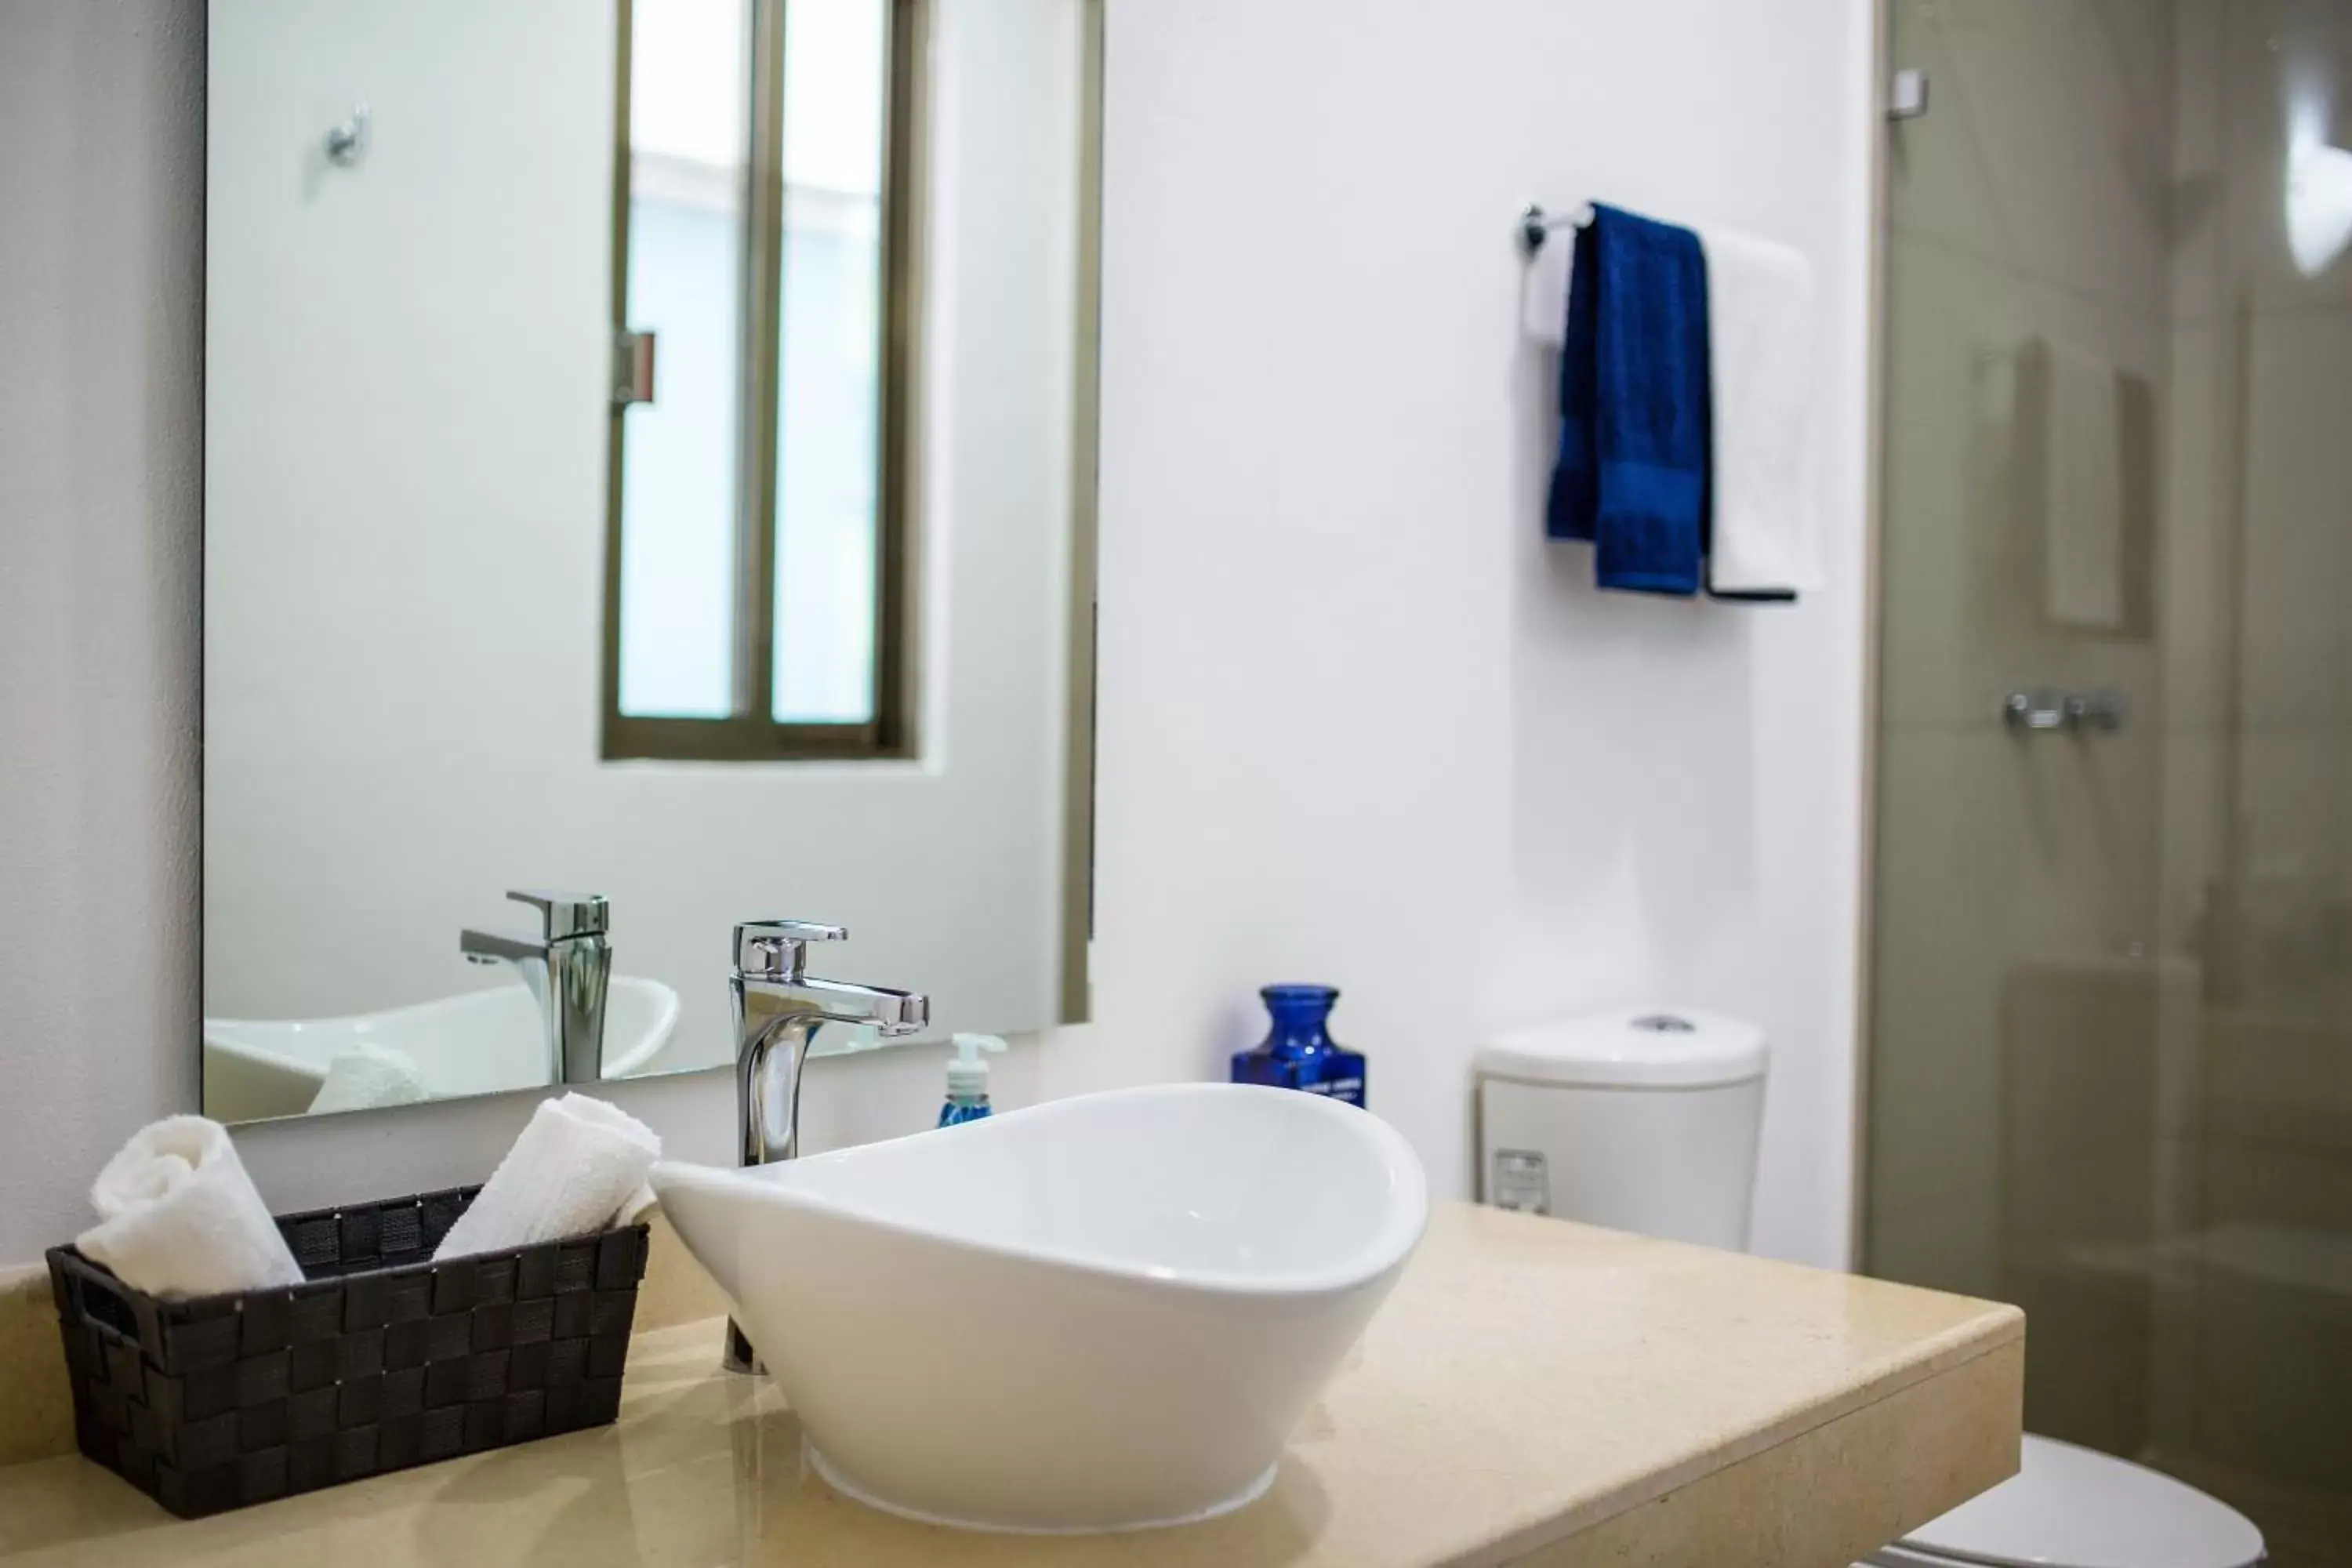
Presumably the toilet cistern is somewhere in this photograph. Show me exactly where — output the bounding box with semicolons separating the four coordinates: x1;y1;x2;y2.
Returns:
1474;1007;1767;1250
725;919;928;1372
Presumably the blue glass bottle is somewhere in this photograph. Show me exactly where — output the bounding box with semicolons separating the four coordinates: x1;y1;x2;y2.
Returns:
1231;984;1366;1107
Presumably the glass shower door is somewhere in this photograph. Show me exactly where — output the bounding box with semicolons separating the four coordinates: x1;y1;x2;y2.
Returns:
1869;2;2352;1559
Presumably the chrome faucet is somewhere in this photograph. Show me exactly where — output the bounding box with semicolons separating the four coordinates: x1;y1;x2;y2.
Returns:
460;890;612;1087
724;918;928;1373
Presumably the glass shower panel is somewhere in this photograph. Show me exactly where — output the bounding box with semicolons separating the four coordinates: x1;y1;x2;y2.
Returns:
1870;1;2352;1559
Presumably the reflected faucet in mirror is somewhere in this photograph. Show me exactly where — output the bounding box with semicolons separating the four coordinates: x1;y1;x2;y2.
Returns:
726;918;929;1373
459;890;613;1087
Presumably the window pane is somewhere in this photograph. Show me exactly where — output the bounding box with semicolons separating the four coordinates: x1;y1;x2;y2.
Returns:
772;0;887;726
617;0;750;720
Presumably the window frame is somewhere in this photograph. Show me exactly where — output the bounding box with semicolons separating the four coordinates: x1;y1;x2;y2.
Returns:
600;0;923;762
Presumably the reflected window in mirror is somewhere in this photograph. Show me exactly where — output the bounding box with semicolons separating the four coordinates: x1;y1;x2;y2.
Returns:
606;0;914;760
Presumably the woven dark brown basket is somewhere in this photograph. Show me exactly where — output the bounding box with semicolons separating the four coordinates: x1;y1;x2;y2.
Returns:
46;1185;648;1519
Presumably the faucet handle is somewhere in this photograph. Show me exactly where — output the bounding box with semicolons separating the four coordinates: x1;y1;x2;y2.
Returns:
734;919;848;982
507;889;609;941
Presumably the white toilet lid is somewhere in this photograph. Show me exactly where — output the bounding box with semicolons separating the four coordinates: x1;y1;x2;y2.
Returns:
1476;1007;1766;1088
1892;1436;2263;1568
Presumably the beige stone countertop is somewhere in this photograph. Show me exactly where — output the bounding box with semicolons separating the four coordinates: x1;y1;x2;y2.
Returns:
0;1203;2024;1567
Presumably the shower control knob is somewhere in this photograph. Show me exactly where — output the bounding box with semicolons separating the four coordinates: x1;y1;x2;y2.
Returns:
2001;687;2125;735
2065;689;2126;731
2002;688;2068;731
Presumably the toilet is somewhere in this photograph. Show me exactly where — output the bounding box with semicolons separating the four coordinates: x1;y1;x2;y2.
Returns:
1862;1432;2263;1568
1475;1010;2269;1568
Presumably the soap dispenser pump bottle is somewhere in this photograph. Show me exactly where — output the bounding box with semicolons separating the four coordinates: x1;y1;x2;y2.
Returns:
1231;985;1366;1106
938;1033;1007;1127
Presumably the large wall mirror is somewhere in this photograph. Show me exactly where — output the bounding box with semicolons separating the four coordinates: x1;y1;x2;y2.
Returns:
201;0;1100;1123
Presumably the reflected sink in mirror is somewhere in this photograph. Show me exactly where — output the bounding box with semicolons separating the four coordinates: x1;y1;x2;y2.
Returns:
201;976;681;1123
652;1083;1428;1534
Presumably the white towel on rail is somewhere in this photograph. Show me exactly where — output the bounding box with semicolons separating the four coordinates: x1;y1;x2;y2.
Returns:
1521;220;1579;347
1700;228;1818;598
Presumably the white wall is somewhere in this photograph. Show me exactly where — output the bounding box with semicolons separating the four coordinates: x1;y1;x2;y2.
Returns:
201;0;1080;1070
0;0;1875;1272
1040;0;1877;1270
0;0;206;1263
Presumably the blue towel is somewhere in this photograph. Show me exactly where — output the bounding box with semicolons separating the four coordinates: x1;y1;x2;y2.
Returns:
1544;204;1711;597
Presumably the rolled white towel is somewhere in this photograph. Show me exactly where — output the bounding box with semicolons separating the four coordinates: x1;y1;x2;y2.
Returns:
307;1041;430;1116
77;1116;305;1299
434;1093;661;1261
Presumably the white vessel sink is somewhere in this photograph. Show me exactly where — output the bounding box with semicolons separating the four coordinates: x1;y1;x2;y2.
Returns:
651;1082;1428;1534
202;975;681;1120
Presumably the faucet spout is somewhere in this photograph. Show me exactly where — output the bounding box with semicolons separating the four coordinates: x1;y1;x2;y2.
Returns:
732;976;930;1168
459;927;546;966
459;890;612;1088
